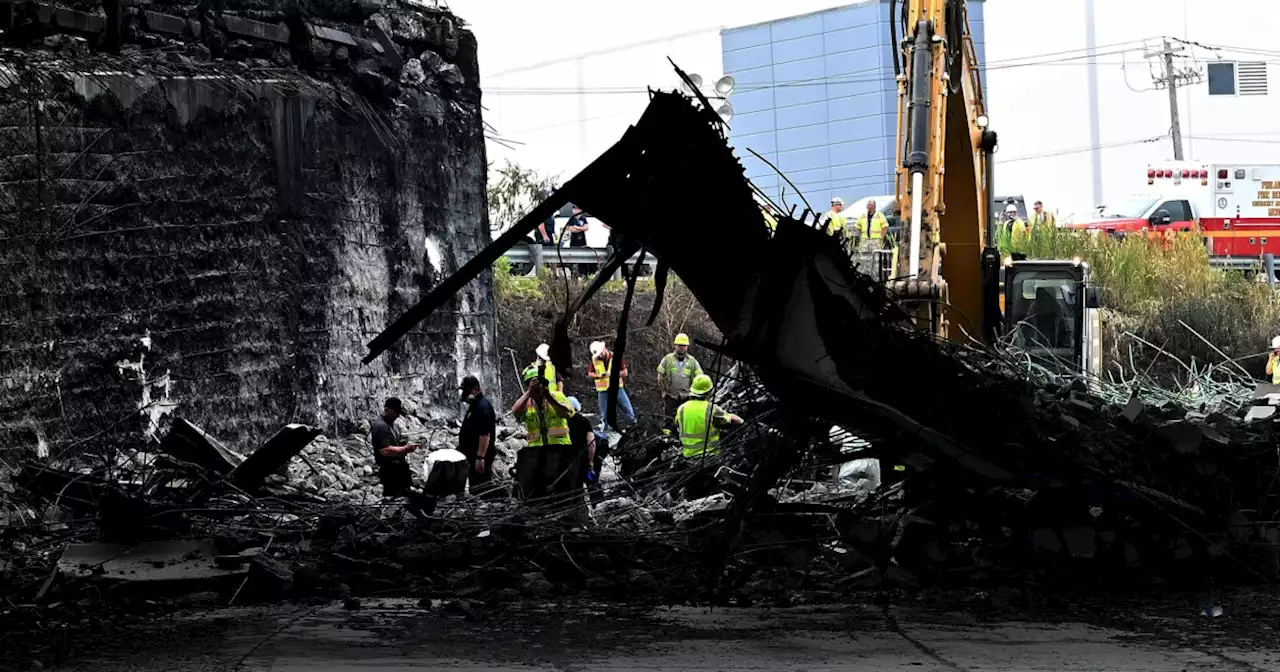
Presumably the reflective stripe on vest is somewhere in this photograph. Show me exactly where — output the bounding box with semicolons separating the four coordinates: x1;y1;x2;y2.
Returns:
593;358;621;392
525;396;571;447
677;399;720;458
858;212;887;239
824;211;846;237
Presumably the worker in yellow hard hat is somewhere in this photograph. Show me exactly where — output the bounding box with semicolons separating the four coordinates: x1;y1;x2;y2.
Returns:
674;374;743;499
657;333;704;431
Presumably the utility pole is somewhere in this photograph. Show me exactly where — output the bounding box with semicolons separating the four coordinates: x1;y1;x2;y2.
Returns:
1146;38;1200;160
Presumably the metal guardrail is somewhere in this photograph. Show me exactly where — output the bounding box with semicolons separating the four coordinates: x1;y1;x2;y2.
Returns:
501;244;658;277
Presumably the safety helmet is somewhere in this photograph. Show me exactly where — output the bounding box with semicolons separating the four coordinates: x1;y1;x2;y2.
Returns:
566;396;581;412
589;341;606;358
535;343;551;361
1005;204;1018;214
830;196;843;206
690;374;714;397
673;333;691;346
1272;335;1280;350
521;366;539;383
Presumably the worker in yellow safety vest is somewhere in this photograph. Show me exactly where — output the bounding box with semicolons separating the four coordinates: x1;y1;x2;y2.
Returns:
1029;200;1056;230
511;366;576;500
855;199;889;252
675;374;743;460
761;204;778;237
529;343;562;393
589;340;635;433
823;196;849;249
1267;336;1280;385
1006;204;1028;252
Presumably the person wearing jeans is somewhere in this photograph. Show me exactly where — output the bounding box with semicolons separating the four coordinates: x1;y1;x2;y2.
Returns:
588;340;635;433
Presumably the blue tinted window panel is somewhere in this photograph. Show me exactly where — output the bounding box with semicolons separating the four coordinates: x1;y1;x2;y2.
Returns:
772;36;825;65
829;139;885;163
830;113;889;146
823;4;878;32
770;14;824;42
723;44;774;73
729;64;774;88
882;118;898;154
748;174;779;192
774;100;826;130
824;48;881;77
777;146;829;173
827;76;883;101
776;124;828;152
831;158;890;183
730;87;776;116
786;166;831;190
775;79;829;108
722;25;771;52
733;130;779;156
882;88;897;117
823;24;882;56
740;154;778;180
773;57;823;84
731;109;776;136
827;91;887;122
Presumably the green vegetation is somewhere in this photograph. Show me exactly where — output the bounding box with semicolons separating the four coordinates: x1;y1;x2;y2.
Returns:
999;226;1280;382
493;256;544;299
492;266;724;417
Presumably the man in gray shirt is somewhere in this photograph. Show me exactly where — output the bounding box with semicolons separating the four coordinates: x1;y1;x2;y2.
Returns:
656;333;703;428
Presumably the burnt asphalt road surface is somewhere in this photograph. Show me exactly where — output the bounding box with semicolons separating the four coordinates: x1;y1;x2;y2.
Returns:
21;595;1280;672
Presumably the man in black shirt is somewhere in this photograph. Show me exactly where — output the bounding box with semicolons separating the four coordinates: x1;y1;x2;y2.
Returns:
565;396;603;508
458;375;499;498
370;397;432;519
565;204;593;277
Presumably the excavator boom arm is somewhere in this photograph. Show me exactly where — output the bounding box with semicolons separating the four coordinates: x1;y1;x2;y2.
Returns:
892;0;997;341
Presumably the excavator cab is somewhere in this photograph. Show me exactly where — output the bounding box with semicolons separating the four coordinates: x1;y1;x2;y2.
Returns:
1001;260;1102;379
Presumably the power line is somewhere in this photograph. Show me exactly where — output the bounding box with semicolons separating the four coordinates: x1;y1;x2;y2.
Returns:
488;26;724;77
483;51;1157;97
997;137;1166;164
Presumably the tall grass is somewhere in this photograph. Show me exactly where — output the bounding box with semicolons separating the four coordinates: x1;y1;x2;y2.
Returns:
999;226;1280;383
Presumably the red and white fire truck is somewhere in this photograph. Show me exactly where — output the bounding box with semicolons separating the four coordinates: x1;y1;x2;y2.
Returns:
1063;161;1280;267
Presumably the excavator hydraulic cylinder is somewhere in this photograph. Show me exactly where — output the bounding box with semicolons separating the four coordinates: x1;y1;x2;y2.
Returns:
904;20;933;172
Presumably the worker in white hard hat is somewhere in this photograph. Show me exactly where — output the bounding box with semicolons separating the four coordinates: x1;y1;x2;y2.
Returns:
823;196;850;251
1266;336;1280;385
529;343;562;393
588;341;634;433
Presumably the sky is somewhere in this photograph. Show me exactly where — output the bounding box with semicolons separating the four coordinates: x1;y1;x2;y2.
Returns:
449;0;1280;215
450;0;847;180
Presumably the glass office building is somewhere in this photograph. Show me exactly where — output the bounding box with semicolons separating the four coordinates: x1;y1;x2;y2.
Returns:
721;1;986;208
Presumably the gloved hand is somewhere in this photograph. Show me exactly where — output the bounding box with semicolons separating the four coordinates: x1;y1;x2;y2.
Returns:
586;469;597;483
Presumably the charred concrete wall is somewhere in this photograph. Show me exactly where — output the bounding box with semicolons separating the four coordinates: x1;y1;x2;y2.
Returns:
0;0;495;457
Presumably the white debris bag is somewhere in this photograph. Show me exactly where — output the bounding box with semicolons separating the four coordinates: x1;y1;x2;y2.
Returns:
423;448;468;496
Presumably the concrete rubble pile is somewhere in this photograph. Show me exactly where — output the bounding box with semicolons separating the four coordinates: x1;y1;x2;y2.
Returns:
356;75;1280;595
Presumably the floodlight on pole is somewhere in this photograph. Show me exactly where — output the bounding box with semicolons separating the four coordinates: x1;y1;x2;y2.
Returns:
684;72;736;123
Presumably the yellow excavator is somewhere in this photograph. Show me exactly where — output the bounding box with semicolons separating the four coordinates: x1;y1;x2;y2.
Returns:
889;0;1101;378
